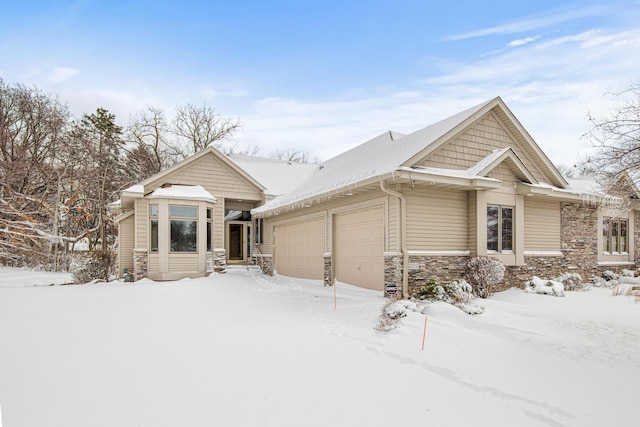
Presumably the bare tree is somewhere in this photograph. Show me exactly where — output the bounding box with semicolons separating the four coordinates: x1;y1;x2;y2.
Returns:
555;164;578;179
581;82;640;183
173;103;242;157
270;148;318;163
125;105;172;180
0;79;73;267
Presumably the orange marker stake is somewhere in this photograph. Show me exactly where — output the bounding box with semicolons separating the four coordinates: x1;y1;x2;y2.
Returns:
421;315;428;351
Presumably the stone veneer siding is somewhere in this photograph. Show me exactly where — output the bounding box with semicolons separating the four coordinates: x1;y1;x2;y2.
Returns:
258;254;273;276
213;248;227;273
324;253;332;286
384;253;403;295
406;255;468;296
132;249;148;281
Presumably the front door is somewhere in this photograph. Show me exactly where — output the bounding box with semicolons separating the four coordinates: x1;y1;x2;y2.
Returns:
227;222;251;263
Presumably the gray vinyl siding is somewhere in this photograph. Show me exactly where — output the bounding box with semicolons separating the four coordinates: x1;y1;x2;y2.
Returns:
468;191;477;255
168;254;200;271
135;199;149;249
405;188;468;251
118;215;135;275
524;198;561;252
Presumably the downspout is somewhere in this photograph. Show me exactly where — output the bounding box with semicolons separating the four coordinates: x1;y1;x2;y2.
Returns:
380;179;408;298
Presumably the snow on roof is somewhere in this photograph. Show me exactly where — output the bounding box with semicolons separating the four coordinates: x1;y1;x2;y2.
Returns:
400;165;501;182
253;99;495;213
227;154;317;196
122;184;144;194
563;176;606;196
148;185;217;202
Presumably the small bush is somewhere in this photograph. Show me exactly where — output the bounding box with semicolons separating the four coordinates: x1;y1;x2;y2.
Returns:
446;280;472;303
602;270;619;281
525;276;565;297
374;299;422;332
464;256;505;299
554;273;588;291
415;278;483;315
374;300;407;332
415;278;446;301
70;251;114;284
621;269;636;277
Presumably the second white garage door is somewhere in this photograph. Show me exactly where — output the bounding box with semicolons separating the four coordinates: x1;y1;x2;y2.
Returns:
334;205;384;291
274;217;325;280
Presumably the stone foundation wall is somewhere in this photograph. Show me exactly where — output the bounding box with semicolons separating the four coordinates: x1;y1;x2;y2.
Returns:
406;255;468;296
213;248;227;273
133;249;148;281
384;253;403;294
257;255;273;276
324;253;333;286
560;201;600;280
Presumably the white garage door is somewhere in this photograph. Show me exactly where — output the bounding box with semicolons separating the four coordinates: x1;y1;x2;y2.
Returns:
334;205;384;291
274;217;324;280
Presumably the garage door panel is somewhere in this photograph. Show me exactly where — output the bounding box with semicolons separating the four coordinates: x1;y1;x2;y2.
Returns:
335;206;384;291
275;218;324;280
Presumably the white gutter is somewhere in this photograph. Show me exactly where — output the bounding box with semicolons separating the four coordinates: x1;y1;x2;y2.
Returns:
379;179;408;298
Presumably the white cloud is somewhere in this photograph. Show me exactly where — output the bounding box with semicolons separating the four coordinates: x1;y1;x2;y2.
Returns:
446;4;609;40
201;86;249;98
507;36;540;47
234;26;640;166
49;67;79;83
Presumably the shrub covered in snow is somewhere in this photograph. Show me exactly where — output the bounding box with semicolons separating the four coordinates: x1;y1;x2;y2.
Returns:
374;299;417;332
621;269;636;277
415;278;483;315
415;278;446;301
525;276;565;297
602;270;619;281
553;273;589;291
70;251;114;284
464;256;505;299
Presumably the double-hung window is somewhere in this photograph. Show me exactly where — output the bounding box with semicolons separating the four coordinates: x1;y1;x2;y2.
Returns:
150;204;159;252
487;205;514;253
170;205;198;252
206;208;213;252
603;217;628;253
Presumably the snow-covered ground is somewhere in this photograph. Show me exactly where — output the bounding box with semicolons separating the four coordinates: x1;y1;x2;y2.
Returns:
0;267;638;427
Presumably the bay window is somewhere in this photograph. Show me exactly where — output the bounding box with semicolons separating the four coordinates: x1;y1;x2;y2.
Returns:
170;205;198;252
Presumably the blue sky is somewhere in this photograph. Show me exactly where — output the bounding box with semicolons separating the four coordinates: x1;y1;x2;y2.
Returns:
1;1;639;165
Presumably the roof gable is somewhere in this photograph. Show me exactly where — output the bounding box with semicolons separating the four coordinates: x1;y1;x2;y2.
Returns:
403;97;567;188
138;147;265;193
468;148;539;184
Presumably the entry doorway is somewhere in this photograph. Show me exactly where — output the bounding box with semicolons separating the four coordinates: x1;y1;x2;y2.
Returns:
226;221;252;264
